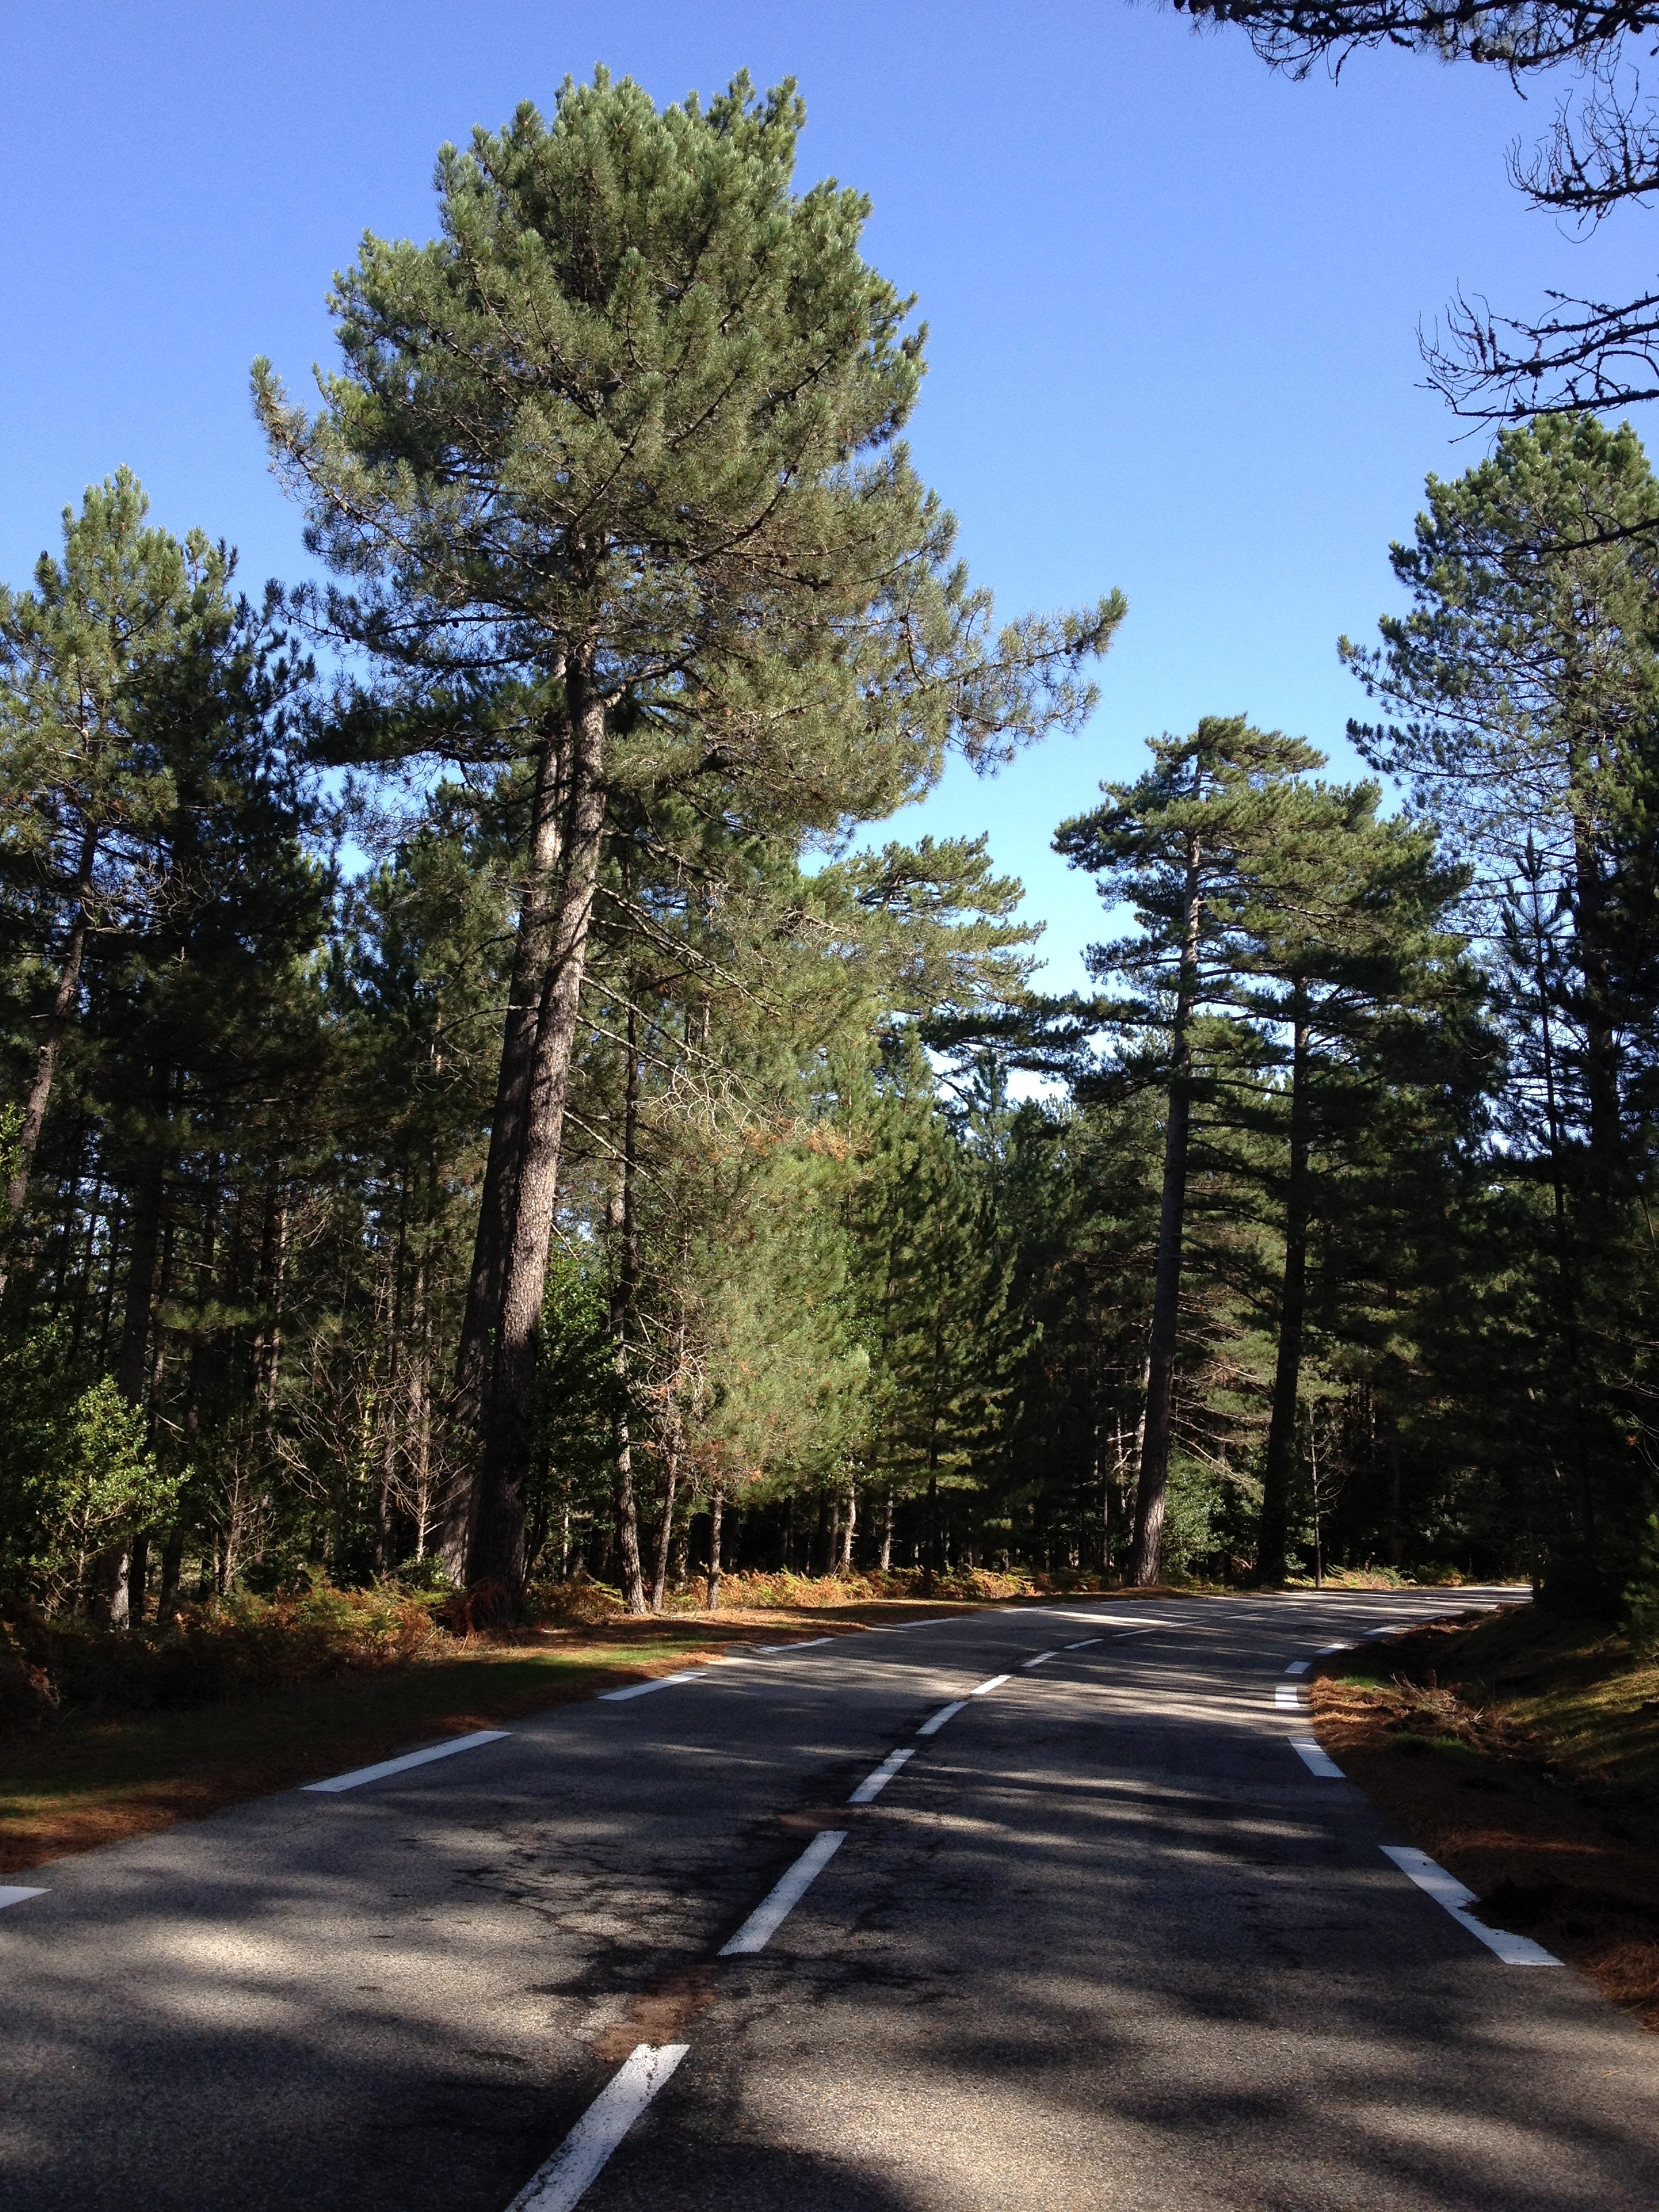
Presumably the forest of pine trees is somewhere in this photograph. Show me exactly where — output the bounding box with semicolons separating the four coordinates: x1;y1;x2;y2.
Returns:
6;77;1659;1633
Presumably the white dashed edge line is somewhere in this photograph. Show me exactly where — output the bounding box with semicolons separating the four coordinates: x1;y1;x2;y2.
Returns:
970;1673;1010;1696
302;1729;512;1793
1380;1845;1561;1965
1290;1738;1345;1778
0;1886;46;1910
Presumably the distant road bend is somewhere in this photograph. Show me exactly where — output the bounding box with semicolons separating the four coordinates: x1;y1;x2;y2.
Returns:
4;1591;1656;2211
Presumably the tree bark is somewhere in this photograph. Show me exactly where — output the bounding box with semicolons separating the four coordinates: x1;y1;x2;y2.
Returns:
1;828;98;1298
705;1483;724;1612
608;1015;648;1617
468;664;608;1601
443;715;566;1572
1256;1002;1311;1583
1131;833;1202;1588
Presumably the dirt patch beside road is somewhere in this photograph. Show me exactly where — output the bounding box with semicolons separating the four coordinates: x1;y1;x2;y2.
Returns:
1313;1607;1659;2029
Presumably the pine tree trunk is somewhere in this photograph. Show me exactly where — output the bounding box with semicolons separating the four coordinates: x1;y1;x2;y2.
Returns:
1131;834;1202;1588
838;1477;857;1572
705;1483;724;1612
467;668;607;1601
1;829;98;1298
1256;1003;1311;1582
879;1489;894;1572
609;1000;647;1614
157;1526;184;1620
447;711;567;1562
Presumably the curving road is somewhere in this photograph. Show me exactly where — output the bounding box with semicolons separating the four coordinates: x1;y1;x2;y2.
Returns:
3;1590;1656;2211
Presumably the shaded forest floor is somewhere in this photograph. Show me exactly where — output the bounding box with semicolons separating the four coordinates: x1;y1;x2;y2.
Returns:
0;1593;1017;1875
1312;1605;1659;2030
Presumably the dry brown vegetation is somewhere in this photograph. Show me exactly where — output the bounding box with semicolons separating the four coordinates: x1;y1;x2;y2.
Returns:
1313;1606;1659;2028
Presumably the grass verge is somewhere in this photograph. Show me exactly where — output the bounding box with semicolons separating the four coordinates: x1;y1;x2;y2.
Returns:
1311;1604;1659;2029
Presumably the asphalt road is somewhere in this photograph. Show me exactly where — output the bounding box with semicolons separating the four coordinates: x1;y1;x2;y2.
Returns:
4;1590;1657;2211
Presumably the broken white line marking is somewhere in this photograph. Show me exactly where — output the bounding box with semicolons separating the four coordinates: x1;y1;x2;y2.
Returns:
754;1637;835;1654
1318;1642;1350;1655
1021;1650;1058;1668
1274;1684;1303;1711
302;1729;510;1793
1291;1738;1345;1778
599;1673;701;1701
1115;1627;1156;1640
1380;1846;1561;1965
1284;1659;1311;1675
848;1748;914;1803
1063;1638;1101;1650
917;1701;966;1736
0;1887;47;1910
719;1830;846;1956
506;2041;689;2211
970;1673;1010;1696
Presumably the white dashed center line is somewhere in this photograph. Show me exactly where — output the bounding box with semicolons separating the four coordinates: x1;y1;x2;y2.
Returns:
1021;1650;1058;1668
917;1701;965;1736
719;1831;847;1957
970;1673;1011;1696
848;1748;914;1803
0;1886;46;1910
505;2041;689;2211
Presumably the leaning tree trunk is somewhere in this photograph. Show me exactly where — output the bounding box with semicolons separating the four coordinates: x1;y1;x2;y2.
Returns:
1256;998;1311;1584
1130;834;1202;1588
468;665;609;1602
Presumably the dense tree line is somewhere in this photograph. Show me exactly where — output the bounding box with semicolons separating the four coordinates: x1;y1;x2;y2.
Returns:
5;73;1659;1631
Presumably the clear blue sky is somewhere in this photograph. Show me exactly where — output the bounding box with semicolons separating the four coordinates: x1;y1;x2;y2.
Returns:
4;2;1656;989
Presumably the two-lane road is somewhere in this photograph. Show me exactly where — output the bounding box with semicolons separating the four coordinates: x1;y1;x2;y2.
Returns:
3;1591;1655;2210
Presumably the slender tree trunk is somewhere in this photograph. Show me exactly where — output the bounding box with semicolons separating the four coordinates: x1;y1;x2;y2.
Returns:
705;1483;724;1612
116;1109;168;1408
1;829;98;1297
838;1477;857;1572
1256;1001;1311;1583
651;1444;678;1614
880;1489;894;1572
1132;836;1203;1586
156;1525;184;1620
609;999;647;1614
468;666;608;1602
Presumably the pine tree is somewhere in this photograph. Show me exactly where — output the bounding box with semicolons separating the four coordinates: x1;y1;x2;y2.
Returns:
1056;716;1322;1583
255;70;1120;1603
